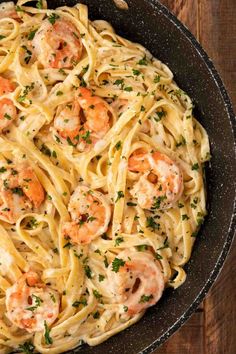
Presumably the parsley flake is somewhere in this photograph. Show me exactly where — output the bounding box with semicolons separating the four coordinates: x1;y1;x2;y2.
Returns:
111;257;125;272
139;294;153;303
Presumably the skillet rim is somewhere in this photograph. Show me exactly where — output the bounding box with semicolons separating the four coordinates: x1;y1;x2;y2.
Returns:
140;0;236;352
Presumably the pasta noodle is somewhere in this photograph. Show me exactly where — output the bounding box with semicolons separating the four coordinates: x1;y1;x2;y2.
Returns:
0;1;210;353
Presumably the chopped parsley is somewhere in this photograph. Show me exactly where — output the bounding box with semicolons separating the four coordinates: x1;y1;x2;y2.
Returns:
111;257;125;273
98;274;105;282
50;293;56;303
157;237;169;250
124;86;133;92
190;202;197;209
197;212;204;225
114;79;124;88
17;83;35;102
139;294;153;303
63;242;72;249
93;289;102;300
72;298;87;307
140;105;145;112
93;310;100;319
151;195;167;210
115;141;122;150
48;13;60;25
146;216;160;231
26;294;43;312
66;137;77;147
12;187;24;196
36;0;43;9
192;163;199;171
26;217;39;229
127;201;137;207
115;191;124;202
178;202;184;208
18;341;35;354
155;252;163;260
87;216;96;222
0;35;6;40
21;45;32;64
154;109;166;122
123;305;128;312
0;167;7;173
132;69;141;76
82;130;92;144
176;135;186;147
84;264;92;279
28;29;37;40
44;321;53;345
182;214;190;221
80;77;87;87
115;237;124;246
40;143;51;157
154;75;161;83
104;255;109;268
16;6;25;12
137;244;148;252
191;231;198;237
138;56;148;65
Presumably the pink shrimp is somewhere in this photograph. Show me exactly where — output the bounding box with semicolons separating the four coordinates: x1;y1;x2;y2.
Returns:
32;17;83;69
107;249;164;315
6;271;60;333
62;186;111;245
77;88;111;139
128;149;183;210
0;76;17;132
0;163;45;223
54;88;111;150
0;2;20;20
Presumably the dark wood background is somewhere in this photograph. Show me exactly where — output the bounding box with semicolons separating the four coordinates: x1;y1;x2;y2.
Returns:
154;1;236;354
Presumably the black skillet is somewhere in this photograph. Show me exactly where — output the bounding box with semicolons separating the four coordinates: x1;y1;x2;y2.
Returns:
4;0;236;353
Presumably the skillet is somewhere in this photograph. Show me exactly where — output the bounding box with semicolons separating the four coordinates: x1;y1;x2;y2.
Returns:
2;0;236;352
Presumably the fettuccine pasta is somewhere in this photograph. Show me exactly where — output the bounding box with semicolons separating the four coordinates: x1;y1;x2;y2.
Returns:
0;1;210;353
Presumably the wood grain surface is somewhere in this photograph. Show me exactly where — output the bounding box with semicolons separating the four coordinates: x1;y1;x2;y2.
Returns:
154;1;236;354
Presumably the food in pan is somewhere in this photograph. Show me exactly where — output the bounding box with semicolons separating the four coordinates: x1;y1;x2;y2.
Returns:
0;1;210;352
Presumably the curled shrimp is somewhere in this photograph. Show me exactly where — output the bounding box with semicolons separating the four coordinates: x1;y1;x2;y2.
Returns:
6;271;60;332
0;163;45;223
54;100;81;143
107;249;164;315
128;149;183;210
0;76;17;132
32;17;82;69
0;2;19;20
62;186;111;245
54;88;111;150
77;88;111;139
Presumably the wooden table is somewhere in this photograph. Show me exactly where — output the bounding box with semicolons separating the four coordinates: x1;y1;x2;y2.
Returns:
154;1;236;353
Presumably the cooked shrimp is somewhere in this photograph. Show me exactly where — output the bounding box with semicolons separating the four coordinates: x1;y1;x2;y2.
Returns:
0;163;45;223
62;186;111;245
0;76;17;132
128;149;183;210
0;77;15;95
77;88;111;138
54;88;111;150
6;271;60;332
107;249;164;315
18;164;45;208
54;100;81;145
0;2;19;20
32;17;82;69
